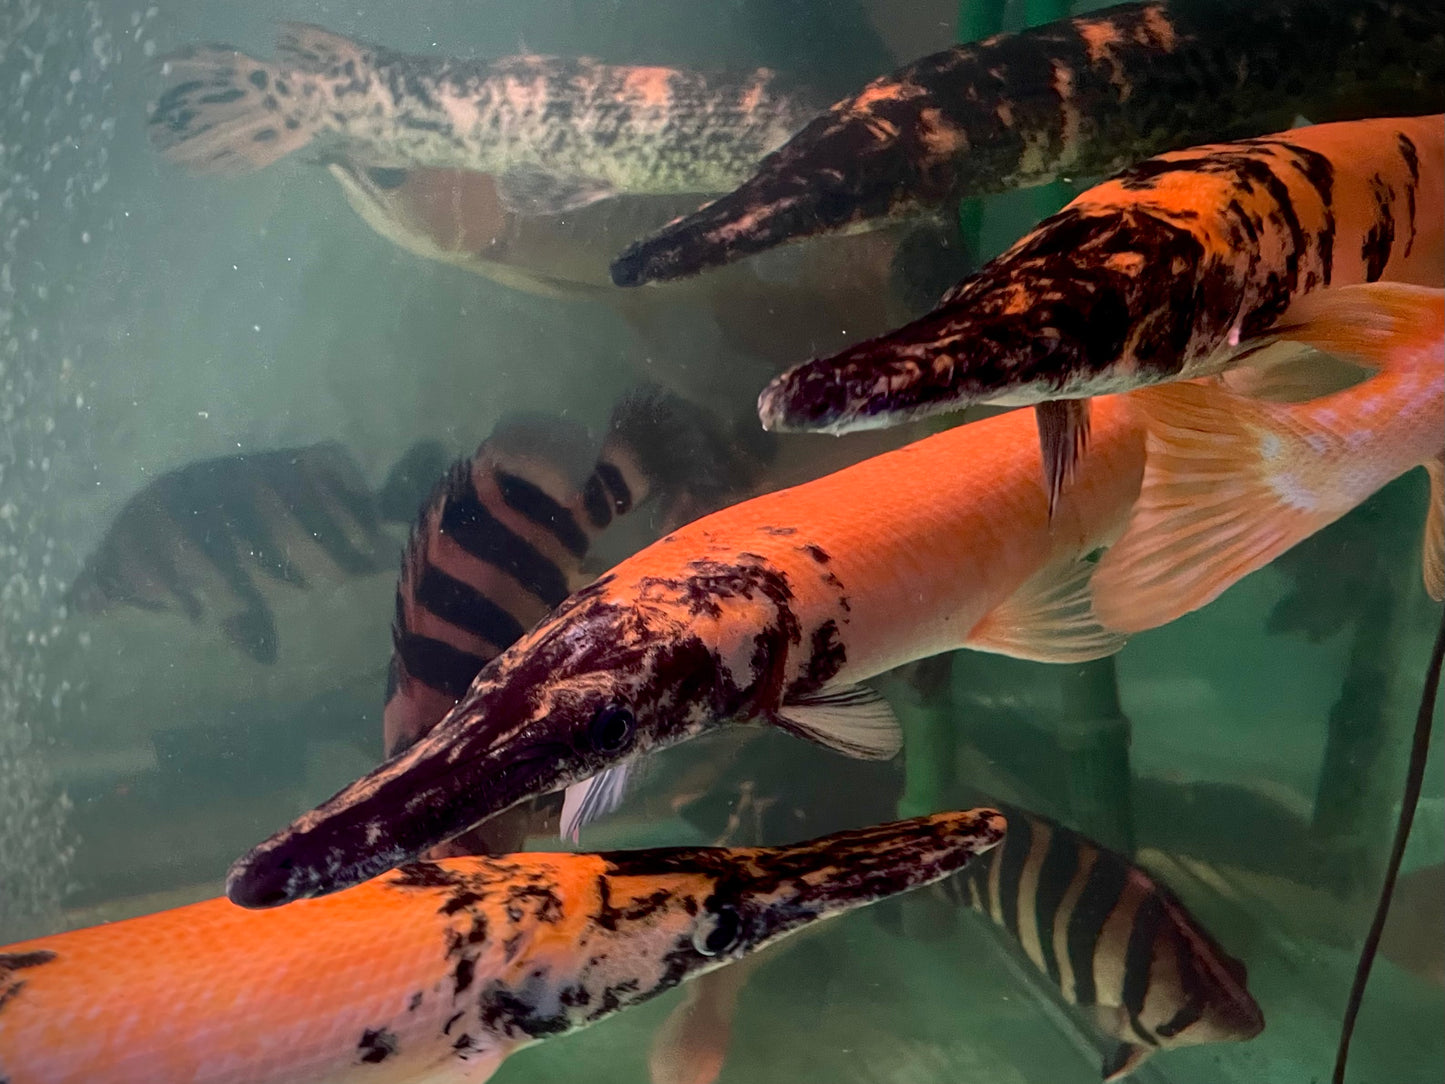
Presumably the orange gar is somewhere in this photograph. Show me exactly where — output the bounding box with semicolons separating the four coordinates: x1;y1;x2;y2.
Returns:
0;811;1006;1084
227;395;1150;907
759;114;1443;508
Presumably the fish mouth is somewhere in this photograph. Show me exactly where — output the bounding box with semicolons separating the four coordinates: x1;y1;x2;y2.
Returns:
225;719;581;909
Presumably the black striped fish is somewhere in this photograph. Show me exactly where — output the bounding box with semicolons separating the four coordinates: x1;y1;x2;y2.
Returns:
148;23;819;216
384;387;762;853
946;804;1263;1080
610;0;1445;285
69;442;387;665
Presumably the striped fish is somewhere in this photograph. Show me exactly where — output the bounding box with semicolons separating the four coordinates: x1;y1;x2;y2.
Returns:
946;804;1263;1080
385;387;763;853
759;114;1444;508
69;442;387;665
0;810;1006;1084
148;23;819;216
610;0;1445;285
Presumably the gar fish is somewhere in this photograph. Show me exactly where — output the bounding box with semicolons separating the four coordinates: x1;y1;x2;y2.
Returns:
385;387;761;852
945;803;1263;1080
1091;282;1444;631
757;114;1444;508
0;810;1006;1084
68;441;387;664
609;0;1445;285
224;276;1445;908
226;394;1148;907
149;23;819;215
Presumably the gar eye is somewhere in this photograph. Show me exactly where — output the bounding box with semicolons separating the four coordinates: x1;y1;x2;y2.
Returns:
692;904;743;957
588;703;636;754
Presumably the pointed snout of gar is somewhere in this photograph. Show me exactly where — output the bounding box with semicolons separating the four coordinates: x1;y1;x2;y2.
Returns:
739;808;1008;913
225;707;583;909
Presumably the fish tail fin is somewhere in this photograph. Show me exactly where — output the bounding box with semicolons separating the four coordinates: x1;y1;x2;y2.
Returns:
1090;380;1341;633
1260;282;1445;375
149;45;316;174
1426;454;1443;602
603;385;768;526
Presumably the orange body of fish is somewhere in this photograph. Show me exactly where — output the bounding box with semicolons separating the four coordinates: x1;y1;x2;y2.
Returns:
0;813;1007;1084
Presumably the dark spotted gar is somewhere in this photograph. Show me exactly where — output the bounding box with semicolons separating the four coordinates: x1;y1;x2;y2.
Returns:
227;397;1150;907
148;23;819;215
758;114;1444;508
0;811;1004;1084
68;442;387;665
946;803;1263;1080
384;388;760;853
610;0;1445;285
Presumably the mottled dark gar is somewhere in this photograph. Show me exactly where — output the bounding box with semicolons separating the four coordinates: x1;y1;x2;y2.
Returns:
0;811;1005;1084
148;22;819;214
757;114;1443;507
610;0;1445;285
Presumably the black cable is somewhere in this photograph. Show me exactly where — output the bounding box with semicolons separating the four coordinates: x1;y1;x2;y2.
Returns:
1332;601;1445;1084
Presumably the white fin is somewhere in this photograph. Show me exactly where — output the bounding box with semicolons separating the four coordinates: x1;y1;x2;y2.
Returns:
560;763;634;843
149;48;314;174
494;168;616;217
773;684;903;760
276;23;368;72
1426;454;1444;602
966;556;1127;663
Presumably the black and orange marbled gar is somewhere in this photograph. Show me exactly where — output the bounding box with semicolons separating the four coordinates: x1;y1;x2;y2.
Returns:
758;114;1442;503
611;0;1444;285
0;811;1004;1084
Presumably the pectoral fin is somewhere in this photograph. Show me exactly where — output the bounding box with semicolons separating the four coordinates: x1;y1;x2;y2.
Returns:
560;763;635;843
966;555;1126;663
773;683;903;760
1035;398;1091;518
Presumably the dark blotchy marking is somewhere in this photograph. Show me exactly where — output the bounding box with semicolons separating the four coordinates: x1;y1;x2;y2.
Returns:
252;128;278;142
394;630;488;700
758;525;798;536
1360;174;1396;282
594;462;633;515
801;543;830;564
995;813;1035;941
248;69;268;89
408;991;424;1012
1032;822;1082;988
783;619;848;701
443;1010;464;1035
440;481;571;606
390;862;468;890
495;470;589;557
438;890;484;917
582;474;613;528
1065;848;1129;1006
413;564;525;649
357;1028;398;1063
1397;134;1419;257
454;957;476;995
0;951;56;970
477;983;571;1038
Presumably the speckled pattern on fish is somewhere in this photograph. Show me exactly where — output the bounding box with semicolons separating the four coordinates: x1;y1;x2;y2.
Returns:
611;0;1445;284
148;23;819;205
0;812;1005;1084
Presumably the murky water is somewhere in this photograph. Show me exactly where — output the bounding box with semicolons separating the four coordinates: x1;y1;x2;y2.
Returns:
1;2;1440;1082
